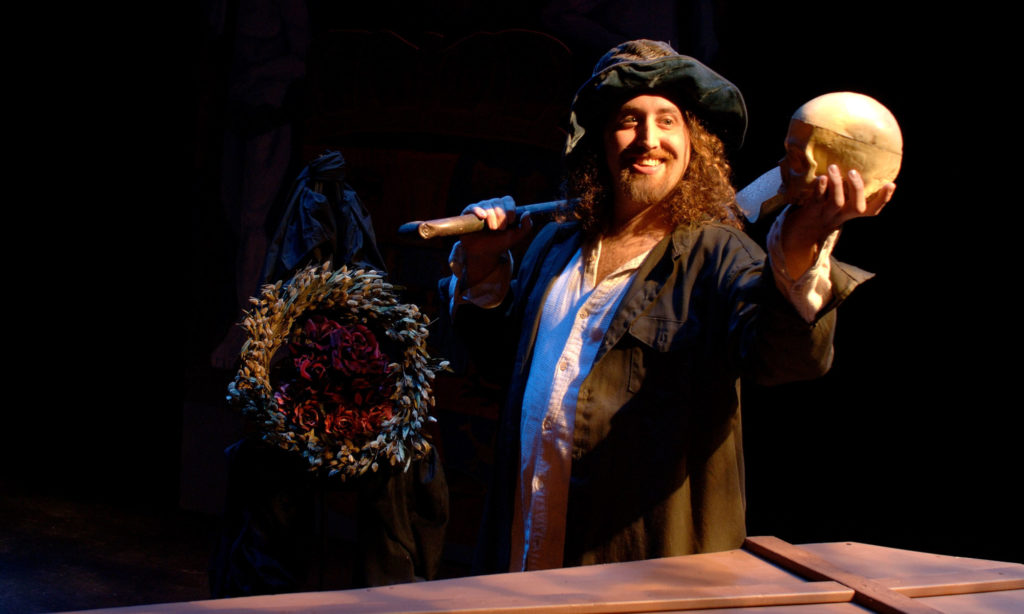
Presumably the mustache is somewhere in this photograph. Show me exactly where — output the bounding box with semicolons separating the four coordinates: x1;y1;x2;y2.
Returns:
618;146;672;166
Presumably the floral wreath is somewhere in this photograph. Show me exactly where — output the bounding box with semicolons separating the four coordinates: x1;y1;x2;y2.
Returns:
227;262;447;480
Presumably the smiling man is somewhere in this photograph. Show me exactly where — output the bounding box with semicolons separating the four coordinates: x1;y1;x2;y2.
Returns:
443;40;893;573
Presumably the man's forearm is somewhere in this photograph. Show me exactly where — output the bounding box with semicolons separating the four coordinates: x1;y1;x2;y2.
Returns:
768;206;837;322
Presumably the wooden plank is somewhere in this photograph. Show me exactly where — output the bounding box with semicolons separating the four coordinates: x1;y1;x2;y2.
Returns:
876;566;1024;598
798;541;1024;578
331;581;854;614
915;588;1024;612
70;581;855;614
65;541;1024;614
744;536;942;614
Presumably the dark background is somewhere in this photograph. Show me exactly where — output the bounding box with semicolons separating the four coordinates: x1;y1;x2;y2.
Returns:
5;0;1018;608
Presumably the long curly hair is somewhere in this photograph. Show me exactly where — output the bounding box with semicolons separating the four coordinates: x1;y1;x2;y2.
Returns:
563;112;743;237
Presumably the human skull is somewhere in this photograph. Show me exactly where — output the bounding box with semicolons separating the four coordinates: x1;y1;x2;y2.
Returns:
779;91;902;204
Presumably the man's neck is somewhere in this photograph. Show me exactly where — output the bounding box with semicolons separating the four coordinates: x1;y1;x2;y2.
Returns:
607;196;672;239
589;199;671;283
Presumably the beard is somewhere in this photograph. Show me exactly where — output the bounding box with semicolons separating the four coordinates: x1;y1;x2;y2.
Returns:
616;167;679;207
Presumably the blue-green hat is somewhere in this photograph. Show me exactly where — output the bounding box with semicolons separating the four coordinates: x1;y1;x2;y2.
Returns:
566;40;747;157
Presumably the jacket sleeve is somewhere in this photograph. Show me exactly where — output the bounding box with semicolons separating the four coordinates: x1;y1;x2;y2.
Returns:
697;223;870;387
743;248;872;386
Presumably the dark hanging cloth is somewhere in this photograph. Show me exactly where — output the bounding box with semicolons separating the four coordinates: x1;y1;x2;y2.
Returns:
260;150;387;285
211;151;450;596
209;439;449;596
209;439;317;597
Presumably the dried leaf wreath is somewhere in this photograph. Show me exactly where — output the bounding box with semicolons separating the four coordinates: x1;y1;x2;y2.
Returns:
227;262;448;480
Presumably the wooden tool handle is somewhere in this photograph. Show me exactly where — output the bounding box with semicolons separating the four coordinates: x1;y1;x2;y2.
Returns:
397;200;567;239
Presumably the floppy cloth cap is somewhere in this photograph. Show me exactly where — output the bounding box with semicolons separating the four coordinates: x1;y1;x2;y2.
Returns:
565;53;748;156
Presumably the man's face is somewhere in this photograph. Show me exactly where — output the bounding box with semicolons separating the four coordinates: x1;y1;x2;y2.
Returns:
604;94;691;209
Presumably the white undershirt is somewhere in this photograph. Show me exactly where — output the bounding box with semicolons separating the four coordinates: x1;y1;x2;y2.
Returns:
508;241;648;571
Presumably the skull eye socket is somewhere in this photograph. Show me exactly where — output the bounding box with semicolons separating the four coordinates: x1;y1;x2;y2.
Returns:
783;147;811;175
